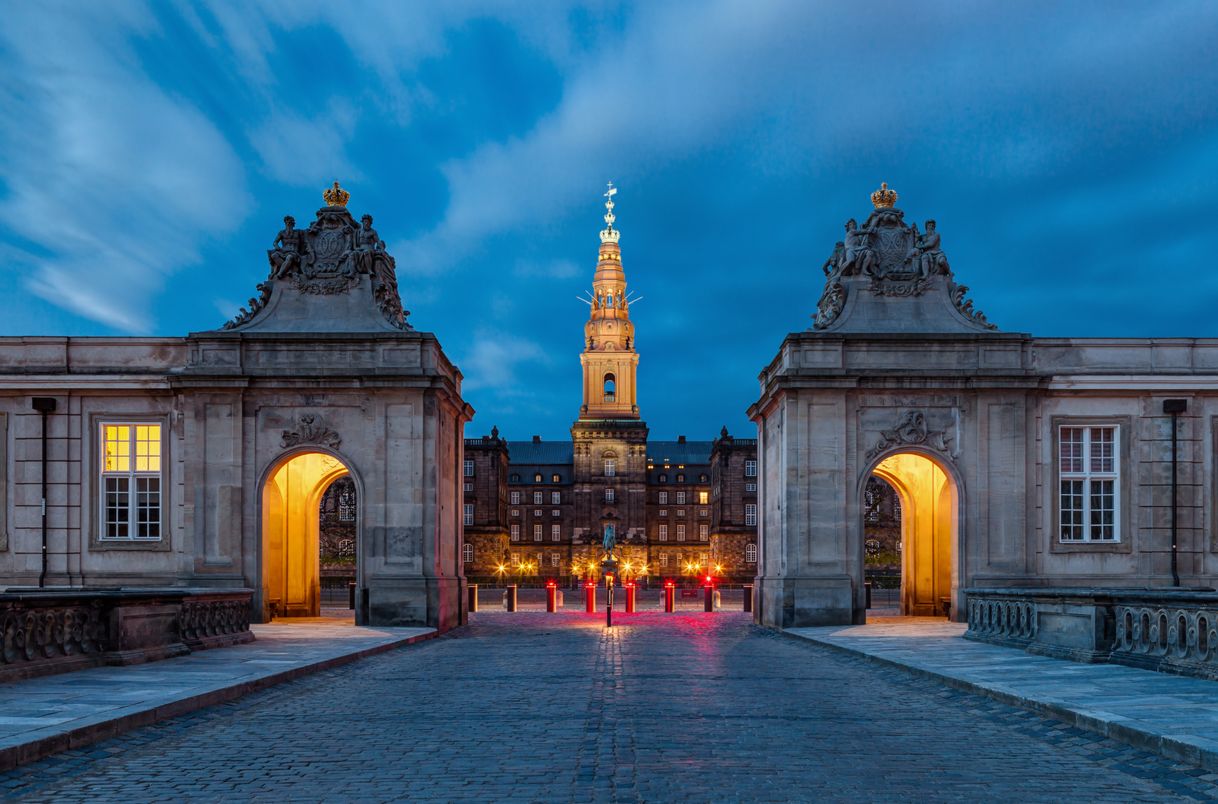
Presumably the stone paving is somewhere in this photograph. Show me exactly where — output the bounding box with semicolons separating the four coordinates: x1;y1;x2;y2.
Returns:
790;618;1218;773
0;619;433;771
3;612;1218;801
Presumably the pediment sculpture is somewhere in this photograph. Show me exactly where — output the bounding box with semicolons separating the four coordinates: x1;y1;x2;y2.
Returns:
867;409;955;460
281;414;342;450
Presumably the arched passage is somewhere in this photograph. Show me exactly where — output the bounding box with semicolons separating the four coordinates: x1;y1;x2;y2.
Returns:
869;452;956;617
261;451;354;618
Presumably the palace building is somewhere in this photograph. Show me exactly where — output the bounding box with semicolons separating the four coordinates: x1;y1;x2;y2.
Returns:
463;188;758;583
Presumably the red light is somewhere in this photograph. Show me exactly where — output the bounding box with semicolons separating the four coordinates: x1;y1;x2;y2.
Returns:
705;576;713;584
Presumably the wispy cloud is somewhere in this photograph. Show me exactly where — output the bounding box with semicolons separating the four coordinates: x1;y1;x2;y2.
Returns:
458;328;550;394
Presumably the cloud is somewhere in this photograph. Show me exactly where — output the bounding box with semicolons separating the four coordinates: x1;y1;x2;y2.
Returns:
249;101;362;187
457;328;549;393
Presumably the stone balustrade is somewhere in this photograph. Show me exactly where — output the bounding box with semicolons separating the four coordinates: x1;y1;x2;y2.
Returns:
965;587;1218;679
1;588;253;682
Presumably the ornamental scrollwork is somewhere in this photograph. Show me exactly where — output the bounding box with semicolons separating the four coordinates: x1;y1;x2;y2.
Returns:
281;414;342;450
867;410;955;460
812;281;846;330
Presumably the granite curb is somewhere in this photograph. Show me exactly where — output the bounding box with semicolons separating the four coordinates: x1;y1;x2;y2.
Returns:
0;628;439;772
780;628;1218;773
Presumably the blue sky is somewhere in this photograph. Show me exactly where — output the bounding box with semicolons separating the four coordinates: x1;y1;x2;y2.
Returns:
2;2;1217;440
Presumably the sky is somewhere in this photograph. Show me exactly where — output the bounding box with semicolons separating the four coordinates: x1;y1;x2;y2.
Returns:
2;2;1217;440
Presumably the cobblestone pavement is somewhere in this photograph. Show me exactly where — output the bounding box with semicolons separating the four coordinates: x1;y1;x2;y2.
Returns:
3;612;1217;802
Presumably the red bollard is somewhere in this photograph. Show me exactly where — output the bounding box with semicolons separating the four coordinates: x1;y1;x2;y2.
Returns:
663;581;675;613
625;582;636;613
704;581;714;613
546;581;558;613
585;582;597;613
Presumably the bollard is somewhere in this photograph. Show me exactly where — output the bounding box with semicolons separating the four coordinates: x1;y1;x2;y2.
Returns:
546;581;558;613
743;583;753;613
865;581;872;609
468;583;479;613
704;584;714;612
348;581;356;610
585;582;597;613
663;581;675;613
505;584;517;612
625;583;636;613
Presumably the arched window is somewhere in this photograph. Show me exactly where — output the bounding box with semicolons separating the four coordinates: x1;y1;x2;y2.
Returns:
551;473;561;483
510;473;520;482
603;373;616;402
463;543;473;564
534;473;543;483
658;474;668;483
745;543;757;563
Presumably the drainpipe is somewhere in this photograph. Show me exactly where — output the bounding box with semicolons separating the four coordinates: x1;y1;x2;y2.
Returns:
1163;399;1187;588
31;397;57;588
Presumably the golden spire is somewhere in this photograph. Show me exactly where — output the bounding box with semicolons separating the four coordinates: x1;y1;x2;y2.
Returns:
599;181;620;243
323;180;350;207
870;181;898;209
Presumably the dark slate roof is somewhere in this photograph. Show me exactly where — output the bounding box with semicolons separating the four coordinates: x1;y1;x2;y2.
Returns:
507;440;575;464
646;440;713;465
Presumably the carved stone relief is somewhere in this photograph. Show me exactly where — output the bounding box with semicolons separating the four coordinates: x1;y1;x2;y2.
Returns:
281;414;342;450
867;409;956;460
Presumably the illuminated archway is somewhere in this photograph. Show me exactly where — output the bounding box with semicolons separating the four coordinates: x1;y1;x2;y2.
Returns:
261;451;353;618
870;451;956;617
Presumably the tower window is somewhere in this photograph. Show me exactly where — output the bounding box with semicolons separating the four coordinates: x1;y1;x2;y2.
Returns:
603;373;616;403
604;459;616;477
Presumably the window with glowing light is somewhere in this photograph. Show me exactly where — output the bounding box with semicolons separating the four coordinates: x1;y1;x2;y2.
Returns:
534;473;543;482
698;491;709;505
1059;425;1120;542
745;503;758;526
659;553;669;567
552;473;561;483
551;552;560;566
100;423;162;540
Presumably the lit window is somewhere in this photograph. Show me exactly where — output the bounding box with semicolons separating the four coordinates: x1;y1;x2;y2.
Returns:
511;524;520;541
1059;425;1119;542
745;460;757;477
552;474;561;483
658;491;668;505
746;543;757;563
463;504;474;526
677;525;686;541
698;491;709;505
534;473;543;483
551;491;561;505
676;491;686;504
463;459;474;477
533;491;543;504
659;553;669;567
100;423;162;540
605;487;615;503
699;524;708;541
745;503;758;526
659;525;668;541
551;524;561;541
534;524;543;542
511;552;520;565
605;459;616;477
463;543;473;564
510;491;521;505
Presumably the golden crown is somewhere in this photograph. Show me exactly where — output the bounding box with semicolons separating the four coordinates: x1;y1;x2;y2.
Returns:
870;181;898;209
323;181;350;207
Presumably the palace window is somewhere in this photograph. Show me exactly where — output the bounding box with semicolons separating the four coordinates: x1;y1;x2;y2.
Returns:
463;482;473;493
745;503;758;526
745;460;757;477
534;509;542;518
534;473;543;483
604;459;616;477
511;524;520;541
699;474;708;483
746;543;758;563
698;508;708;517
1059;425;1120;542
658;474;668;483
533;491;543;504
463;459;474;477
677;509;686;518
659;553;669;568
699;524;708;541
338;486;356;522
511;552;520;565
677;524;686;542
659;509;668;517
510;473;520;482
552;509;561;517
659;525;668;541
603;373;616;403
551;552;560;566
100;423;162;541
463;504;474;526
676;491;686;505
552;524;561;541
510;491;521;505
745;482;757;493
551;491;561;505
552;474;561;483
698;491;709;505
677;474;685;483
659;491;668;505
463;544;473;564
533;524;543;542
605;487;615;503
511;509;519;518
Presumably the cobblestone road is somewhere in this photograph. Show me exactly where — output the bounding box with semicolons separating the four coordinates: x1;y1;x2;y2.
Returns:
3;612;1217;802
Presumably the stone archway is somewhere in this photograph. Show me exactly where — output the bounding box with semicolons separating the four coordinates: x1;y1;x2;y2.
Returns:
869;452;956;617
261;451;354;619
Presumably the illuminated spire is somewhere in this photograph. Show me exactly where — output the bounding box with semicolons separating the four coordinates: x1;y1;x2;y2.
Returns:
600;181;620;243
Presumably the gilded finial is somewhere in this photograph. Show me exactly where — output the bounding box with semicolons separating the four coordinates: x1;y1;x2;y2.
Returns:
599;182;620;244
323;181;351;207
870;181;898;210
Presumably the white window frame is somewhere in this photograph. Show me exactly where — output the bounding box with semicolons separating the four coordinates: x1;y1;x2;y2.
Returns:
605;459;616;477
533;524;543;542
605;487;615;503
699;524;708;541
533;491;543;505
659;509;668;517
463;503;474;526
659;553;669;568
99;422;164;541
658;524;668;541
745;503;758;526
463;543;473;563
676;491;686;505
510;491;521;505
1058;424;1120;543
746;543;757;563
658;491;668;505
677;524;686;542
510;524;520;541
551;491;561;505
745;460;757;477
745;482;757;492
463;459;475;477
551;523;561;541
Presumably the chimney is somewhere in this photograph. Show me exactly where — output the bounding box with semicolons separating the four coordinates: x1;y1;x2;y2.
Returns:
678;435;686;443
532;435;541;443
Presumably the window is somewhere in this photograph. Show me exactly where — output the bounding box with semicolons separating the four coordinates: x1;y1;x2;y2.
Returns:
463;504;473;526
100;423;162;540
511;509;519;518
677;509;686;518
510;491;521;505
659;525;668;541
658;491;668;505
463;482;473;493
511;552;520;565
338;486;356;522
698;508;708;517
604;459;616;477
745;482;757;493
746;543;757;563
511;524;520;541
533;524;543;542
463;459;474;477
698;491;709;505
677;524;686;542
534;473;543;483
676;474;685;483
510;473;520;482
552;509;560;517
699;524;708;541
605;487;615;503
552;524;561;541
552;473;561;483
659;553;669;568
551;491;561;505
551;552;560;566
676;491;686;505
745;460;757;477
463;543;473;563
1059;425;1119;542
534;509;542;518
533;491;543;505
603;373;616;402
745;503;757;526
699;474;708;483
659;509;668;517
658;474;668;483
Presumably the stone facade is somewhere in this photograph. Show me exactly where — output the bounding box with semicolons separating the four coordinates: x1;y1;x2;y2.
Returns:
0;185;470;629
752;184;1218;628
